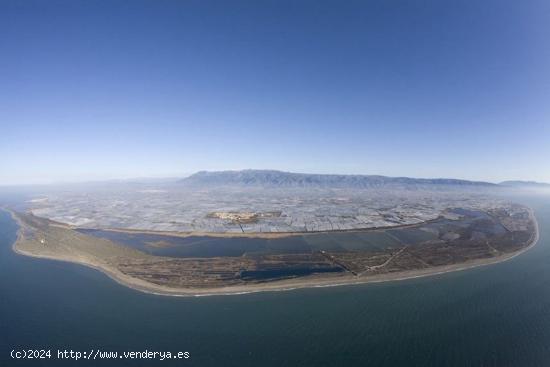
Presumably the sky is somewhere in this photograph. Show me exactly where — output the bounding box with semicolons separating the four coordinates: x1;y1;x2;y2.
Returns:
1;0;549;185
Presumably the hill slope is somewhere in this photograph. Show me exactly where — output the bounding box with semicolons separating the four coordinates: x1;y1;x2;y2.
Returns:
500;181;550;188
180;170;497;189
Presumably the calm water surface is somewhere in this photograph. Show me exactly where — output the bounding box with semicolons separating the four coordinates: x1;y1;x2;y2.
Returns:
2;194;550;366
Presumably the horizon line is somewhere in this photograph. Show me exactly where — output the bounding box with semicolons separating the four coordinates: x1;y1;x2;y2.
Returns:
1;169;549;187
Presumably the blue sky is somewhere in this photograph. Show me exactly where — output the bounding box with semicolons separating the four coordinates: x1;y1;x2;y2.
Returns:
1;0;549;185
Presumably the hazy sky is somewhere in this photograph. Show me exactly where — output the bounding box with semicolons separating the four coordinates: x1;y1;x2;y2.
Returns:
1;0;549;185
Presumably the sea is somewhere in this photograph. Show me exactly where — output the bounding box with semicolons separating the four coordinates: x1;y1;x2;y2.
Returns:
2;192;550;366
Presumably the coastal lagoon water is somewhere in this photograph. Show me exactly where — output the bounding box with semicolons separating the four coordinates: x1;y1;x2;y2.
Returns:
76;210;478;258
76;226;406;257
2;193;550;366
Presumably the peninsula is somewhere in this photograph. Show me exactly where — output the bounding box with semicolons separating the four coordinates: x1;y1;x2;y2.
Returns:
9;201;538;296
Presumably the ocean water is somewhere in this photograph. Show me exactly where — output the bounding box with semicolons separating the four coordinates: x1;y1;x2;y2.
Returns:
2;194;550;366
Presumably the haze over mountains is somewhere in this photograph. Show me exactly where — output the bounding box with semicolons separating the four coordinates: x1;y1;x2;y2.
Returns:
500;181;550;188
4;171;547;190
180;170;499;189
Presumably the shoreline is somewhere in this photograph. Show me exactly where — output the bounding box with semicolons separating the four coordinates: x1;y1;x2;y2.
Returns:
7;208;540;298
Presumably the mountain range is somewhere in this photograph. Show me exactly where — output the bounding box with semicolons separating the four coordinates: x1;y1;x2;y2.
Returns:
180;170;500;189
500;181;550;188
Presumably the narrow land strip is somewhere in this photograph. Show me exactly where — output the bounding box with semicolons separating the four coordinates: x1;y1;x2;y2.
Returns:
6;207;539;297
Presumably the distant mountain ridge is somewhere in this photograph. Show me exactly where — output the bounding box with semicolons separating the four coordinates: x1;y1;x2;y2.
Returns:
180;170;497;189
500;180;550;188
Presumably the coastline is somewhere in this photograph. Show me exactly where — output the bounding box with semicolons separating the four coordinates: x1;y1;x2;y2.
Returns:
7;208;540;298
